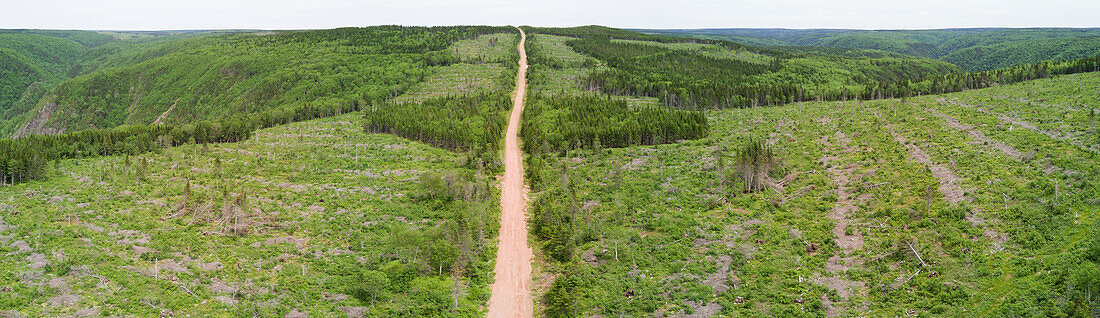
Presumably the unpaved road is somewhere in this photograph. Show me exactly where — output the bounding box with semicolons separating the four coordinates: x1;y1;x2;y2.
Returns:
486;27;533;318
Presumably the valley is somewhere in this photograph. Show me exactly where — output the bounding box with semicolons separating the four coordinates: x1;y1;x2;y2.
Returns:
0;24;1098;317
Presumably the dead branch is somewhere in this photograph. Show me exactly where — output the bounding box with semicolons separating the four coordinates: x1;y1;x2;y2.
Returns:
906;241;928;267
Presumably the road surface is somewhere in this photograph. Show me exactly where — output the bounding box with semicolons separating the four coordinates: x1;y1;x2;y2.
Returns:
486;27;534;318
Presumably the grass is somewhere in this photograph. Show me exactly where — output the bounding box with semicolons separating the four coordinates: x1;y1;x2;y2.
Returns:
0;114;501;317
0;27;521;318
450;33;519;64
394;63;512;102
526;72;1100;316
610;39;775;64
526;33;661;108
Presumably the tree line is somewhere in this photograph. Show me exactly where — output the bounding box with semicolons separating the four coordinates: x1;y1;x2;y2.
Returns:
12;25;517;136
528;27;1100;110
863;55;1100;99
363;93;511;169
520;94;707;155
559;35;960;109
0;97;363;185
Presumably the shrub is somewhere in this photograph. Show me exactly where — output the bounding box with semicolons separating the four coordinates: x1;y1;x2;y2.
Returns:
735;138;781;193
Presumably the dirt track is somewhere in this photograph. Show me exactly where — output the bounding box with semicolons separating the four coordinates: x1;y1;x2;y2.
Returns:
486;27;533;318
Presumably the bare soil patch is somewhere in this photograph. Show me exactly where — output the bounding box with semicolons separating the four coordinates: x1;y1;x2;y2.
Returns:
816;128;871;316
927;109;1024;160
887;125;968;204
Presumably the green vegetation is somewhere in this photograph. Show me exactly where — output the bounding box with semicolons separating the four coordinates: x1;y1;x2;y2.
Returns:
1;27;518;185
941;36;1100;72
2;26;513;138
521;25;1100;317
526;72;1100;317
0;97;359;184
0;26;520;317
0;31;103;131
732;138;782;193
531;26;961;109
3;24;1100;317
609;39;774;64
0;114;502;316
364;93;511;168
641;28;1100;71
395;32;519;102
524;33;605;97
38;27;509;132
521;95;708;154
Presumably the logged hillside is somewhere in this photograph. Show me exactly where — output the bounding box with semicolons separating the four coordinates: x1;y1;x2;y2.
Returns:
6;26;513;138
0;29;519;317
640;28;1100;71
2;24;1099;317
0;114;504;317
529;26;961;109
526;64;1100;316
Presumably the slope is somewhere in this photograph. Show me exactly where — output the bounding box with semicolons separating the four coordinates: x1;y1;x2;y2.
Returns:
942;36;1100;71
0;31;104;134
531;26;961;109
10;26;511;137
527;51;1100;316
0;28;523;318
639;28;1100;71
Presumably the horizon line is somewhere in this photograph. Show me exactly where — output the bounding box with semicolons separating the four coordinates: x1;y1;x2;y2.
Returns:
2;25;1099;32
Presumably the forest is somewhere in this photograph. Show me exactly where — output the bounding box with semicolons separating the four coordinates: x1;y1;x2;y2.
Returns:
363;93;512;169
0;31;100;126
520;94;708;153
1;26;514;137
529;27;1100;110
0;26;518;185
533;26;963;109
641;27;1100;71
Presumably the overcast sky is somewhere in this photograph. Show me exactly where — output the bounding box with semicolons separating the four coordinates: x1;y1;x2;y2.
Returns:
1;0;1097;30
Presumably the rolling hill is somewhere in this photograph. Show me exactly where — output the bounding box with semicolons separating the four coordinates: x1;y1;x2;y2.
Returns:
637;28;1100;71
523;27;1100;314
0;30;117;135
0;24;1098;318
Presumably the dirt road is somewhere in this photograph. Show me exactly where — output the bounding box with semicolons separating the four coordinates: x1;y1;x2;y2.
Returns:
486;27;533;318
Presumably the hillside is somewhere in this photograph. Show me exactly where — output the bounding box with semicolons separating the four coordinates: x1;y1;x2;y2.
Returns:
525;58;1100;316
0;31;115;135
0;30;195;137
0;24;1098;318
528;26;961;109
638;28;1100;71
0;29;520;317
3;26;513;138
2;25;963;138
941;36;1100;72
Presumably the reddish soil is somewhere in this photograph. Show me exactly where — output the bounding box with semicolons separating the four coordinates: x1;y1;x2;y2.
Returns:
817;129;870;316
153;98;178;124
887;125;968;204
821;132;866;251
487;28;534;318
926;109;1024;160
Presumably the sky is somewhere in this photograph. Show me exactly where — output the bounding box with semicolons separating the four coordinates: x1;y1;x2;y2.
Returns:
0;0;1097;30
